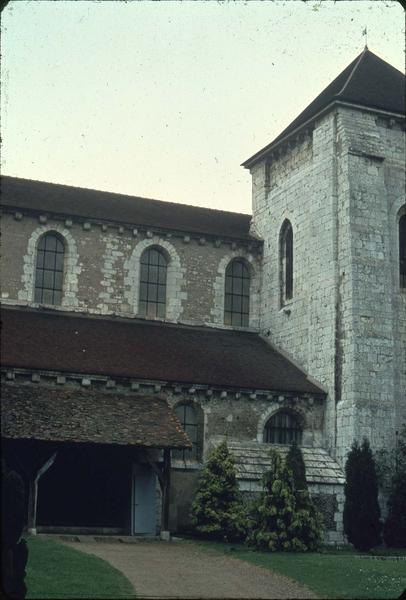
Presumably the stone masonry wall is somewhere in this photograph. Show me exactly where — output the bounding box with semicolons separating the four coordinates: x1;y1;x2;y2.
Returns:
250;106;405;466
334;107;405;464
251;114;339;456
0;212;262;329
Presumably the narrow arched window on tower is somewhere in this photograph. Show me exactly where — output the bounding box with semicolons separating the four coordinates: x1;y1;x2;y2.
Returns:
139;247;167;318
280;220;293;305
34;232;65;305
399;213;406;289
224;259;250;327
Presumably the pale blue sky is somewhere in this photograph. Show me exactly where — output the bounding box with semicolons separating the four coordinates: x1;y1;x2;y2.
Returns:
1;0;404;213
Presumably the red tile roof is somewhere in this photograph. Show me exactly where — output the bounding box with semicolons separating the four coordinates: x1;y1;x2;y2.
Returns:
2;382;191;448
1;176;255;240
1;307;324;395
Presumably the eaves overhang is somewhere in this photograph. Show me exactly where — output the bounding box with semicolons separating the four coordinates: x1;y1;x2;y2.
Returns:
241;100;405;170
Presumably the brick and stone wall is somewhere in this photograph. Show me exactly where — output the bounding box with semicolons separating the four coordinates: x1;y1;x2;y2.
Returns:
0;212;262;329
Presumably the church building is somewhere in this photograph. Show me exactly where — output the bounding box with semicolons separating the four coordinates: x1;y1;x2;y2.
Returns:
1;48;405;544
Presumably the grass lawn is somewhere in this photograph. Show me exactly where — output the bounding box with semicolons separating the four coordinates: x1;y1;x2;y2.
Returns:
193;540;406;599
25;536;135;599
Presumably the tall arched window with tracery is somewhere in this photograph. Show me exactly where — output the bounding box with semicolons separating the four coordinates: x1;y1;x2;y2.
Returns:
399;213;406;289
139;247;167;318
264;411;302;445
280;220;293;305
224;259;250;327
34;232;65;305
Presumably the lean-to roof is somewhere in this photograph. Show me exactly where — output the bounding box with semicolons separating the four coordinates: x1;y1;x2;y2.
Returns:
228;441;345;486
1;307;325;395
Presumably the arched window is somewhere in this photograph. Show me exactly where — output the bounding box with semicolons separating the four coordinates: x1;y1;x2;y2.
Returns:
399;213;406;289
172;403;203;461
280;220;293;305
139;247;167;318
34;233;65;305
264;411;302;445
224;259;250;326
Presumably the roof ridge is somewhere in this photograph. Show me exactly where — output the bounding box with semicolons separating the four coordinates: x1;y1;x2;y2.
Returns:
336;47;369;98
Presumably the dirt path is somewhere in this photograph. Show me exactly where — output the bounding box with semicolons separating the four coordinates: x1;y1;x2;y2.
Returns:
60;539;317;599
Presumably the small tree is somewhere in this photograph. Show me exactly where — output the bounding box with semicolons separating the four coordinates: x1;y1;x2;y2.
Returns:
247;449;297;551
247;448;321;552
286;440;307;491
190;441;246;541
382;425;406;547
343;438;382;551
286;441;323;551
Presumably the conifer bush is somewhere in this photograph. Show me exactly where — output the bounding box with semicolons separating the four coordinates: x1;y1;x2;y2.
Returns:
286;441;323;550
343;438;382;551
286;440;307;491
382;426;406;548
247;447;322;552
190;441;246;541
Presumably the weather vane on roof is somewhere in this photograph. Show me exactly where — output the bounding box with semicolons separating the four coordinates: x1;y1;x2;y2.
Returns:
362;26;368;49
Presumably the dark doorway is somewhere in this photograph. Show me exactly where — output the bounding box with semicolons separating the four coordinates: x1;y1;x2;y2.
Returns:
36;443;132;530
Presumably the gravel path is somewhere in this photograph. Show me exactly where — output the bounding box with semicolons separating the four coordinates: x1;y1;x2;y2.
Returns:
60;539;317;599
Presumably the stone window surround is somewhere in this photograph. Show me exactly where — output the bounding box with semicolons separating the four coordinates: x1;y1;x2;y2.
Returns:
257;405;306;444
18;224;80;308
211;251;260;329
124;237;185;322
279;216;295;309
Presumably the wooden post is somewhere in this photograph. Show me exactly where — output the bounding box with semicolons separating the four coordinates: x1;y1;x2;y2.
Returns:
27;478;38;535
162;448;171;533
26;452;57;535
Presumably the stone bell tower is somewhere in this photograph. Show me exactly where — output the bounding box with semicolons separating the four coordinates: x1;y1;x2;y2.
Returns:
243;48;406;465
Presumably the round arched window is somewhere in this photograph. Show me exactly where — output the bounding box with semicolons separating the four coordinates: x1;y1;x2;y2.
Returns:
264;411;302;445
139;247;167;318
224;259;250;327
34;232;65;305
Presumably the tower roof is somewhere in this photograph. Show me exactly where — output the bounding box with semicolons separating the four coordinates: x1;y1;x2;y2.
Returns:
242;49;405;168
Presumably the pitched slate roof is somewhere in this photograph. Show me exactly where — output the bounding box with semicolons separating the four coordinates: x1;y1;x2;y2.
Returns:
228;441;345;486
1;381;191;448
1;176;254;240
1;307;324;395
243;49;405;168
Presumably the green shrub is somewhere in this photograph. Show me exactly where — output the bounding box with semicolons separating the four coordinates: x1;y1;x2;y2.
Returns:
190;441;246;542
382;425;406;548
286;440;307;491
343;438;382;551
247;448;322;552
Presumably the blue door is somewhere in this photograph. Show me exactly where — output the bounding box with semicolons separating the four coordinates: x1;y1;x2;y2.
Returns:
132;464;156;535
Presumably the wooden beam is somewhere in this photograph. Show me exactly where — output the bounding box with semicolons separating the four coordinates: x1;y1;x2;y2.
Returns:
162;448;171;532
